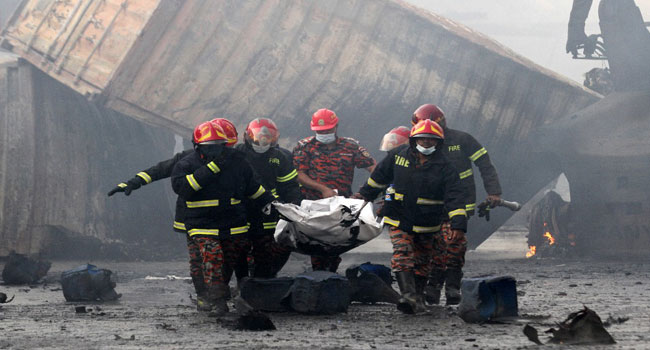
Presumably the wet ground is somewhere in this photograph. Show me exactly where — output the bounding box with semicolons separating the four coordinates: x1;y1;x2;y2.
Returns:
1;252;649;350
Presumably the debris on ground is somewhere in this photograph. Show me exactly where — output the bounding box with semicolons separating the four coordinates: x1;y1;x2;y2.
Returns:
523;307;616;345
345;263;399;304
234;311;276;331
287;271;351;314
1;252;51;285
240;277;294;312
0;292;15;303
603;315;630;327
458;276;518;323
114;334;135;341
60;264;121;302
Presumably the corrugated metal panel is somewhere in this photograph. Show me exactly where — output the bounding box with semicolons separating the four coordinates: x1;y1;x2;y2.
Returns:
0;53;180;259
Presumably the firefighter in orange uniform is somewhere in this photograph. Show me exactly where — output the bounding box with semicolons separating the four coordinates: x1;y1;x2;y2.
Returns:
293;108;376;272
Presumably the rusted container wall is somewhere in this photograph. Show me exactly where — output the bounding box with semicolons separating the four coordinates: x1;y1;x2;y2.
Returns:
0;53;182;259
2;0;600;246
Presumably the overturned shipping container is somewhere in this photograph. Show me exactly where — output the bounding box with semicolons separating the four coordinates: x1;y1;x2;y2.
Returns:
1;0;600;247
0;52;183;259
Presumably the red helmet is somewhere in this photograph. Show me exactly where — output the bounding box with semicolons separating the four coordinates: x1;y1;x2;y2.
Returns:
412;104;445;125
410;119;445;140
311;108;338;131
193;120;228;145
379;126;411;151
245;118;279;146
210;118;238;146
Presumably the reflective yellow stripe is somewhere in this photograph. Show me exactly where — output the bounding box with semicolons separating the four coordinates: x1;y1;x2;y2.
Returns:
413;225;441;233
230;198;241;205
186;174;202;191
230;225;249;235
186;199;219;208
206;161;220;174
449;209;467;218
136;172;152;184
384;217;400;227
249;185;266;199
469;147;487;162
270;188;279;198
466;203;476;211
276;169;298;183
188;228;219;236
118;183;127;188
416;198;444;205
263;222;277;229
394;193;404;201
173;221;186;231
367;178;387;189
459;169;474;179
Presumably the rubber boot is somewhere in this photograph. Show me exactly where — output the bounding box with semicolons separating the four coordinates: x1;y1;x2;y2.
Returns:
445;268;463;305
196;291;212;312
208;284;229;316
424;268;445;305
414;275;427;312
395;271;418;314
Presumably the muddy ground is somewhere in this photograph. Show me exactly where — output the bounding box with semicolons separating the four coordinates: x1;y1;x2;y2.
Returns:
0;252;648;350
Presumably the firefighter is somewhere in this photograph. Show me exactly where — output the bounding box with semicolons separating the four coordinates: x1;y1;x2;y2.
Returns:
379;126;411;152
107;119;239;311
235;118;301;277
293;108;376;272
411;104;502;305
358;119;467;314
171;120;274;314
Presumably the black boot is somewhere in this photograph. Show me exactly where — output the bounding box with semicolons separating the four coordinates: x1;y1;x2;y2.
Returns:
395;271;418;314
208;284;229;316
414;275;427;312
445;268;463;305
424;268;445;305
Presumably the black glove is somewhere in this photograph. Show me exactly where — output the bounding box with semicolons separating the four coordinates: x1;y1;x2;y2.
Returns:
107;177;146;196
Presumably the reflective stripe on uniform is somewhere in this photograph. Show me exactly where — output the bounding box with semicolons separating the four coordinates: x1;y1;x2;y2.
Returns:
186;199;219;208
188;228;219;236
276;169;298;183
186;174;202;191
367;178;387;189
173;221;186;231
206;161;220;174
263;222;277;229
469;147;487;162
136;172;152;184
459;169;473;179
230;198;241;205
249;185;266;199
384;217;400;227
394;193;404;201
230;225;249;235
118;183;127;188
449;208;467;218
412;225;441;233
416;198;444;205
466;203;476;211
270;188;279;198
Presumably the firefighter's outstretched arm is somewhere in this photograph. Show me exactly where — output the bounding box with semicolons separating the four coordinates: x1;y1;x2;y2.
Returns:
466;135;502;205
243;161;276;209
297;172;337;198
107;149;193;196
276;154;302;204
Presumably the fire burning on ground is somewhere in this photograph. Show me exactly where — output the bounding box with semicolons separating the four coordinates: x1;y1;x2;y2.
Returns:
526;191;576;259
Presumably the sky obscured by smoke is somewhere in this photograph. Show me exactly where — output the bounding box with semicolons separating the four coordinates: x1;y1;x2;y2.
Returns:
404;0;650;84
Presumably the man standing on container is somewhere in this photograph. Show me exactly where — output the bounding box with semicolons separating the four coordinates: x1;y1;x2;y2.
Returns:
411;104;502;305
293;108;376;272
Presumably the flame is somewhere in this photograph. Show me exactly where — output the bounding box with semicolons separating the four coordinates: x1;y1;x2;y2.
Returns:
544;232;555;245
526;245;537;258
